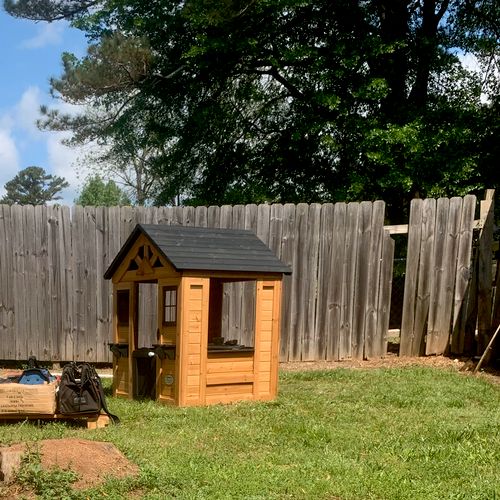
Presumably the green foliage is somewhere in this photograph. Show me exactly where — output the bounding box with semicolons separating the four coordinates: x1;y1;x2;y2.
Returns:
0;166;69;205
5;0;500;214
74;175;130;206
15;444;80;500
1;368;500;499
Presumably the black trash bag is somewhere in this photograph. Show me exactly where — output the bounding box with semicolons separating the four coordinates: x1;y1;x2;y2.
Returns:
57;362;119;423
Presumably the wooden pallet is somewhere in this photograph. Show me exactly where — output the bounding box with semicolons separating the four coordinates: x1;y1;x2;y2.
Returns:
0;413;111;429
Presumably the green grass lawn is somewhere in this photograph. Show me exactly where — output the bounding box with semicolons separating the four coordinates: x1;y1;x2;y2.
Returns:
1;367;499;499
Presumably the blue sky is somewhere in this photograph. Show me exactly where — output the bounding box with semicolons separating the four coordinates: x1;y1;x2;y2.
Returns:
0;7;88;204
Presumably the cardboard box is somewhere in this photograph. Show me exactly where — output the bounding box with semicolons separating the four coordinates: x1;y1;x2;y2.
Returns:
0;383;57;415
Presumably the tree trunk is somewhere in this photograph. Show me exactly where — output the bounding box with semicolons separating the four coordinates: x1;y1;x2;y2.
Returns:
409;0;449;109
375;0;411;121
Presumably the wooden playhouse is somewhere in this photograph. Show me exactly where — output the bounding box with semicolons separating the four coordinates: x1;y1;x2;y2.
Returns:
104;224;290;406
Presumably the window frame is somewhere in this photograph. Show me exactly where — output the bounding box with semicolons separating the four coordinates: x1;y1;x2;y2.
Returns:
162;285;178;327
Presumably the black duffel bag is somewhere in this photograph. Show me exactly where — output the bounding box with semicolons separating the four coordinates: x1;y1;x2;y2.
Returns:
57;362;119;423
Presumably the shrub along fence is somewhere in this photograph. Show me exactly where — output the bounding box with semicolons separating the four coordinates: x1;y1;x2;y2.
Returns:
0;194;497;364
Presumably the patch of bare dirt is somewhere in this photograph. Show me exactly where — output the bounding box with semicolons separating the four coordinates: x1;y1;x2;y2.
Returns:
39;439;139;489
1;439;139;497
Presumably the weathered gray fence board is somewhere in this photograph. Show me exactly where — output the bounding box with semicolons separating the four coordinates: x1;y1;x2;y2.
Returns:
23;205;37;357
435;197;462;353
289;203;308;361
60;206;74;361
83;207;97;361
364;201;385;359
0;206;12;358
72;205;85;359
316;203;334;361
95;207;108;362
12;205;27;359
339;202;359;360
302;203;321;361
375;231;394;356
327;202;346;360
401;195;477;357
352;202;372;359
451;195;476;354
279;203;296;362
400;199;423;356
412;198;436;356
426;198;450;355
207;205;220;228
477;192;494;353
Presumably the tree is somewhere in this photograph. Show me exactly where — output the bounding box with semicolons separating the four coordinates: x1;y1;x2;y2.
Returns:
0;166;69;205
6;0;499;217
74;175;130;206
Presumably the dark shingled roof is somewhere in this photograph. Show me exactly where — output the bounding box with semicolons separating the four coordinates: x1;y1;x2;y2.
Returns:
104;224;291;279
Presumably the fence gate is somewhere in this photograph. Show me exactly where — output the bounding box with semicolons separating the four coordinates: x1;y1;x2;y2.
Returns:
399;196;477;356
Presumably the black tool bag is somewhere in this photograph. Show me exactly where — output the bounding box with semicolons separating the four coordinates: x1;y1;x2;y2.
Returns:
57;362;119;423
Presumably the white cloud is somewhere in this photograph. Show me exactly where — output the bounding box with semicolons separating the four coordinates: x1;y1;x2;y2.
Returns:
0;129;20;197
0;85;92;204
14;86;44;138
20;22;65;49
46;133;92;204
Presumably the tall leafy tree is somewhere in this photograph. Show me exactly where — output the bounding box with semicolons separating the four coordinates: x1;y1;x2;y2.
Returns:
6;0;499;218
0;166;69;205
74;175;130;206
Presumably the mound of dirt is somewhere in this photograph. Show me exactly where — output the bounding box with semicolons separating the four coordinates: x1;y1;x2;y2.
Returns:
1;438;139;494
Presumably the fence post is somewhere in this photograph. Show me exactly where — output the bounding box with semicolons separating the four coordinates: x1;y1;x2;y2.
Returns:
477;189;495;355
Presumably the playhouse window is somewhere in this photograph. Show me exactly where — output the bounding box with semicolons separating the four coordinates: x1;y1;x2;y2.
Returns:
163;286;177;326
117;290;130;326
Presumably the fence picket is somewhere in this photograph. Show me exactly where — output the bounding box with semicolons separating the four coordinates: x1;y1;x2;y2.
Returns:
327;202;346;361
400;199;423;356
352;202;372;359
451;195;476;354
339;202;360;360
412;198;436;355
364;201;385;359
316;203;334;360
279;204;296;362
375;232;395;356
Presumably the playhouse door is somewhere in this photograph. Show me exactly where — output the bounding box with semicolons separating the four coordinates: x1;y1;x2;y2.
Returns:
156;279;179;404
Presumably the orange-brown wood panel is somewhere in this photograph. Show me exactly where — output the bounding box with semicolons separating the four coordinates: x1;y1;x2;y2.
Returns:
206;383;253;396
177;278;209;406
114;357;129;397
206;393;255;405
269;280;282;398
158;357;176;400
206;373;254;385
207;360;254;374
253;281;281;399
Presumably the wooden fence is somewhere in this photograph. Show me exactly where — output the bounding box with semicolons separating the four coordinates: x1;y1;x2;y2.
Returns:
1;194;497;364
0;202;394;363
399;191;499;358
